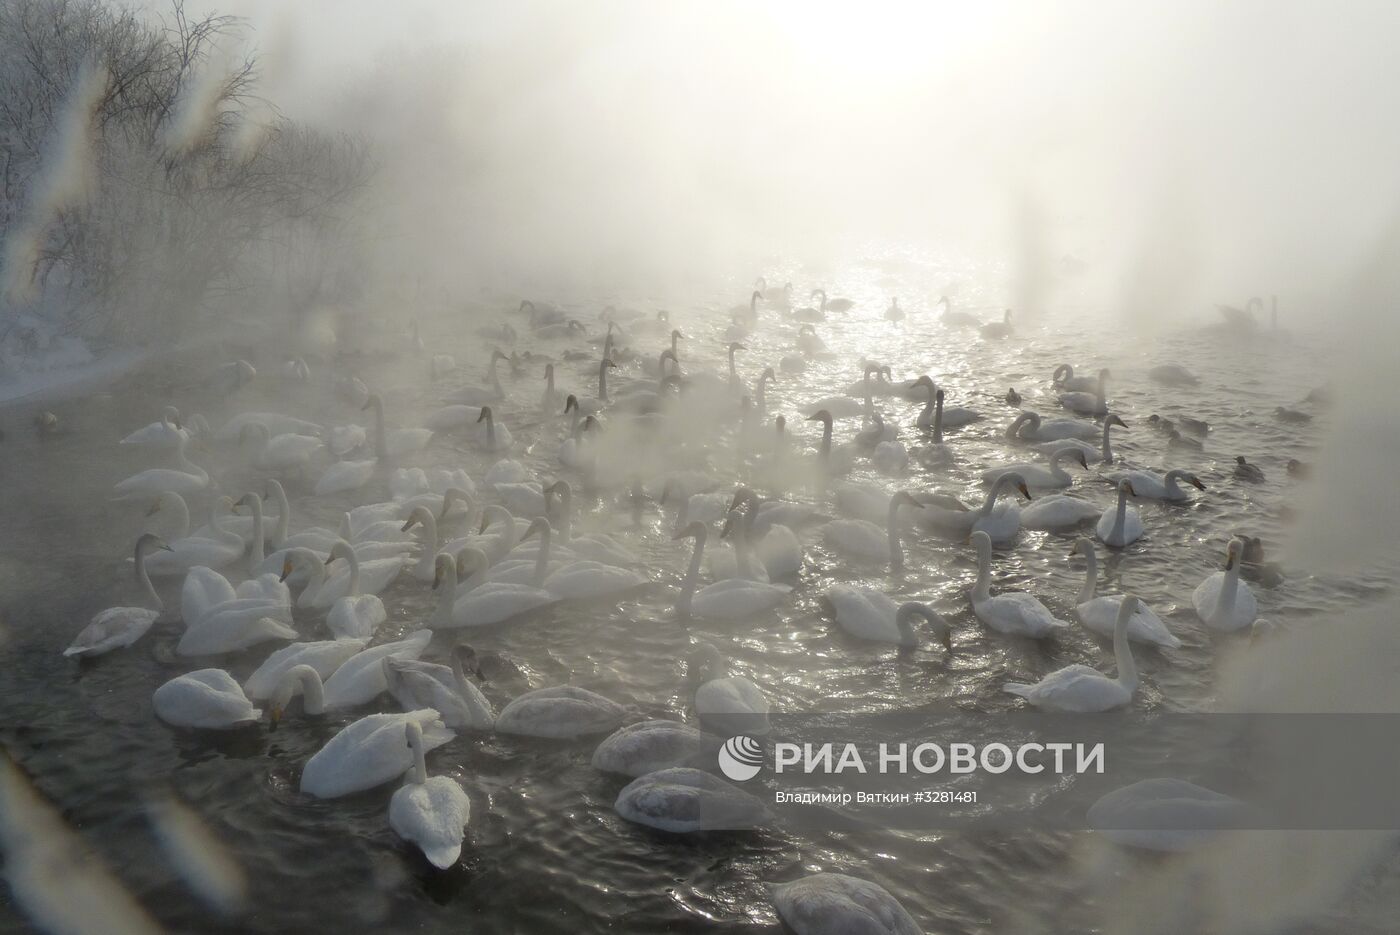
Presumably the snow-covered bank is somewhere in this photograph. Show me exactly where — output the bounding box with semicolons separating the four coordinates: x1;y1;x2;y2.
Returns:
0;344;149;409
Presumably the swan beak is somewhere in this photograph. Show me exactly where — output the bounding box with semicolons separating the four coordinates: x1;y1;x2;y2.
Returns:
279;560;293;582
1225;555;1236;571
1018;483;1032;500
1125;483;1137;497
269;706;282;731
1191;477;1207;491
146;501;161;517
400;517;417;532
478;517;489;534
159;543;175;553
432;565;443;589
940;629;953;653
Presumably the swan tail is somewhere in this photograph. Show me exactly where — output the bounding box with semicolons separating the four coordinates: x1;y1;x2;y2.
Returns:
1003;683;1034;698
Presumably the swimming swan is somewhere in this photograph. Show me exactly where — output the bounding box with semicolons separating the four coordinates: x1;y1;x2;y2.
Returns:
969;530;1068;637
320;542;388;641
1192;538;1258;632
614;767;770;832
383;647;495;730
770;873;921;935
673;523;791;619
153;669;261;729
690;640;769;735
1004;595;1141;711
826;587;952;649
1096;480;1143;547
494;685;628;739
1069;538;1179;648
320;629;434;709
981;447;1088;489
300;709;453;799
112;434;209;499
1102;467;1205;502
63;534;171;657
820;491;923;569
591;720;722;777
389;720;472;869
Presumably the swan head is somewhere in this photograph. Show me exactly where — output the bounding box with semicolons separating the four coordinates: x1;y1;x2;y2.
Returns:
889;491;925;513
728;486;759;513
518;299;535;314
135;533;174;556
728;342;747;356
325;540;355;566
750;290;763;303
455;548;490;579
805;409;833;427
760;366;776;382
1115;595;1141;630
1187;474;1207;491
1052;364;1072;385
995;473;1033;500
1119;480;1137;498
1106;413;1128;430
968;529;993;553
234;492;261;516
453;644;484;681
911;374;935;392
440;487;474;520
600;358;618;370
401;506;434;534
564;394;579;415
1224;537;1245;571
432;553;455;589
718;510;747;540
1069;537;1095;560
896;603;953;652
361;393;383;412
477;406;494;424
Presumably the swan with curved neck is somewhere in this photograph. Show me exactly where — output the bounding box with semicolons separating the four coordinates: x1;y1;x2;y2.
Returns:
1070;538;1180;648
1004;596;1140;711
268;664;327;726
112;433;209;498
671;522;790;618
1097;480;1142;547
969;529;1068;637
63;534;173;657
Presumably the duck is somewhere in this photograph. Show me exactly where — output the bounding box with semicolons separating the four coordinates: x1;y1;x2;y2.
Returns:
820;491;924;569
1005;387;1022;406
591;720;722;777
1275;407;1311;424
1101;468;1205;502
1096;480;1143;547
769;873;921;935
1286;458;1311;479
1234;456;1265;482
1069;539;1179;647
300;709;454;799
982;447;1089;489
383;647;495;730
1192;538;1258;632
884;297;904;322
1004;596;1142;711
672;523;791;619
968;530;1068;637
319;630;434;709
388;720;472;869
614;767;770;832
153;669;261;729
826;587;953;649
63;534;172;657
494;685;628;739
689;641;769;735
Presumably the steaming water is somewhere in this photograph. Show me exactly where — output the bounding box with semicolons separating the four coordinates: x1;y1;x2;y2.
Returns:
1;253;1393;933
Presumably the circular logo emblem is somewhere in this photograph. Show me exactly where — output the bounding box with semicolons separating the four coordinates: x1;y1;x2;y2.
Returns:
718;735;764;782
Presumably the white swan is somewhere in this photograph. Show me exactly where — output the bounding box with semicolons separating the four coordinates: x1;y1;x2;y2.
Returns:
433;551;556;629
1004;595;1141;711
300;709;453;799
770;873;921;935
1088;778;1248;852
820;491;922;569
363;393;433;459
244;640;365;701
179;563;289;632
1051;364;1100;393
1020;494;1102;531
546;480;637;566
969;530;1069;637
981;447;1088;489
980;308;1013;339
389;720;472;869
591;720;721;777
910;376;980;427
1006;411;1098;442
1096;480;1143;547
112;434;209;498
690;641;769;735
1058;368;1109;416
120;406;198;448
826;587;952;649
384;648;495;730
153;669;261;729
239;422;322;472
1192;538;1258;632
494;685;628;739
279;545;402;610
673;523;791;619
730;488;802;578
1069;538;1179;648
320;629;434;709
63;534;171;657
1031;413;1127;464
810;286;854;314
471;406;513;451
1147;364;1198;386
914;473;1031;545
805;409;857;476
443;349;509;406
214;412;322;443
314;458;377;496
320;542;388;641
142;496;245;576
267;664;327;725
615;768;769;832
1102;468;1205;502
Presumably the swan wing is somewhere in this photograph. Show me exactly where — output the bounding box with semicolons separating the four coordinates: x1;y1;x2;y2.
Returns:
301;710;452;798
244;639;366;699
321;630;433;708
389;777;471;868
181;566;236;626
64;607;159;657
153;669;259;728
771;873;922;935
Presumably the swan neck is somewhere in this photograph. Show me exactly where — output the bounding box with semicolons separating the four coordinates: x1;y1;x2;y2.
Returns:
598;361;609;401
533;525;552;586
680;534;705;613
933;394;943;443
886;499;904;569
272;483;290;547
135;540;161;609
407;723;428;785
1111;486;1128;538
248;497;265;567
973;540;992;600
342;547;362;595
372;401;387;459
299;667;325;715
1078;548;1098;602
1114;607;1139;692
434;561;458;626
1163;470;1184;496
413;512;439;579
1101;419;1113;461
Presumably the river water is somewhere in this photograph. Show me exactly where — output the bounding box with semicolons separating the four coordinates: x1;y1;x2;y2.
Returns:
1;251;1395;934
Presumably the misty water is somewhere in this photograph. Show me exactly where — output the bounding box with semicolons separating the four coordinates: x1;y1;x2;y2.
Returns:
4;252;1396;934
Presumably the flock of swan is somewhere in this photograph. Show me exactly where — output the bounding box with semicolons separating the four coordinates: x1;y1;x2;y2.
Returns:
54;283;1320;933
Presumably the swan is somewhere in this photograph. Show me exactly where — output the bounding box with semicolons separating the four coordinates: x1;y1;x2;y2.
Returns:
320;629;434;709
112;434;208;498
337;375;370;408
423;403;482;432
120;406;196;448
1004;595;1141;711
442;349;509;406
434;551;556;629
689;640;769;735
300;709;453;799
384;648;495;730
472;406;513;451
1148;363;1198;386
855;412;899;450
980;308;1013;339
484;458;529;488
1088;778;1249;852
176;599;295;657
806;409;859;476
1058;368;1109;416
981;447;1088;489
320;542;388;641
1102;468;1205;502
142;495;245;576
363;393;432;459
179;561;289;632
591;720;722;777
63;534;171;657
239;422;322;473
314;458;376;496
796;324;827;355
673;523;790;619
545;480;637;566
244;639;366;701
884;297;904;322
968;530;1069;637
494;685;628;739
821;491;923;569
1096;480;1143;547
400;506;474;583
910;376;980;428
810;287;854;314
615;767;770;832
826;587;952;649
279;546;402;610
1006;411;1098;442
730;488;802;578
214;412;323;444
1020;493;1102;531
914;473;1032;545
521;516;644;598
266;664;328;726
1192;538;1258;632
389;720;472;869
938;294;979;327
1051;364;1100;393
153;669;261;729
1069;538;1179;648
769;873;921;935
1030;413;1127;464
